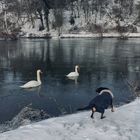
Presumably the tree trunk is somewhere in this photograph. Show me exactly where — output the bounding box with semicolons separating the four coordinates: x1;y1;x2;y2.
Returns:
38;10;45;30
4;11;8;33
44;8;50;32
41;0;50;32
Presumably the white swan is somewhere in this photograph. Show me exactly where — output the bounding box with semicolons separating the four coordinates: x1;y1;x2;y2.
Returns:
66;65;79;77
20;70;42;88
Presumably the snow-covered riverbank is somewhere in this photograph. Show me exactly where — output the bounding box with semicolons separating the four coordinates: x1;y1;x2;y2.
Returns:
60;33;140;38
20;28;140;39
0;98;139;140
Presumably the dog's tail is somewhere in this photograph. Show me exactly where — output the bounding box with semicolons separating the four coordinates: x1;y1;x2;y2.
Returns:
77;105;91;111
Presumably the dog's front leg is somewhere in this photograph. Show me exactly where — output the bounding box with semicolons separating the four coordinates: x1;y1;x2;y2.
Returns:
90;112;94;118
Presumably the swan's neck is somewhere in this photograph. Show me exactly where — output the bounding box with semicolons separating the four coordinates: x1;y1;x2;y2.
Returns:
37;72;41;83
75;67;78;73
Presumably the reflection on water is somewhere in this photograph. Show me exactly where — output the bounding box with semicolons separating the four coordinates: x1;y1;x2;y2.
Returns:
0;38;140;123
67;76;78;85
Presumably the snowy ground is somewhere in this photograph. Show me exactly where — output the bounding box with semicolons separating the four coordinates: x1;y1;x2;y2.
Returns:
0;98;139;140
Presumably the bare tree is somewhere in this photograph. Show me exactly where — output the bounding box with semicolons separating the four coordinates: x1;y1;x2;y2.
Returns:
53;8;64;36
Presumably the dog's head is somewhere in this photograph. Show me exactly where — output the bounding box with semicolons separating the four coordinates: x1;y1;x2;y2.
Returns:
96;87;109;93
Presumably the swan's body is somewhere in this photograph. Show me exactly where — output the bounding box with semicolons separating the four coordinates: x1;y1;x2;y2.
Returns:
20;81;41;88
20;70;42;88
66;65;79;77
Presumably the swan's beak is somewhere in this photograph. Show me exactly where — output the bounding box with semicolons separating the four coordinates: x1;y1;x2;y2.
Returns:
40;71;43;74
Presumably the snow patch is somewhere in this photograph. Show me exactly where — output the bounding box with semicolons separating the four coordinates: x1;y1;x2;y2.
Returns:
0;99;139;140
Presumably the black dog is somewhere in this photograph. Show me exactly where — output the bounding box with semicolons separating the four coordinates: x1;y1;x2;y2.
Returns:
78;87;114;119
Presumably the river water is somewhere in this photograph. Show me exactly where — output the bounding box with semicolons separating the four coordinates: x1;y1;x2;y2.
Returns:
0;38;139;123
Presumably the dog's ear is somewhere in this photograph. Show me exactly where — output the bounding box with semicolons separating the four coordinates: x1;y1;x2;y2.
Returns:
96;88;100;93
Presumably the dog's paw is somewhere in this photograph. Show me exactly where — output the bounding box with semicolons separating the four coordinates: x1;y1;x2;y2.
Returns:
101;116;106;119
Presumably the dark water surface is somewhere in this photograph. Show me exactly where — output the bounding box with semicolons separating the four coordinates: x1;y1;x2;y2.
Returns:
0;38;139;123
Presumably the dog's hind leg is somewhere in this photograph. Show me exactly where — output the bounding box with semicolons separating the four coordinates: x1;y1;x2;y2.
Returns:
91;107;96;119
100;112;106;119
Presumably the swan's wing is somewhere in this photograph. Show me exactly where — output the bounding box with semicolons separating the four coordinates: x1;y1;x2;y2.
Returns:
20;80;41;88
66;72;75;77
66;72;79;77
